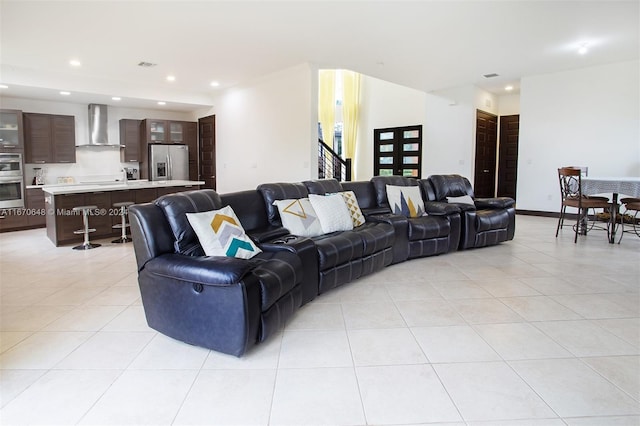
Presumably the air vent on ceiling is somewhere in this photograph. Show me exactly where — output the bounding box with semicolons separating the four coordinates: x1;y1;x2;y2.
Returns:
482;73;500;78
137;61;157;67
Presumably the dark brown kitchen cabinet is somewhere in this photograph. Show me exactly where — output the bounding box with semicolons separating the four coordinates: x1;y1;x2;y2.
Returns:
0;109;24;152
43;185;201;244
24;113;76;164
119;119;141;162
85;192;112;237
0;188;46;232
0;208;27;231
141;119;169;144
141;119;194;145
183;121;198;180
26;188;46;227
48;193;84;244
48;192;111;245
156;185;197;197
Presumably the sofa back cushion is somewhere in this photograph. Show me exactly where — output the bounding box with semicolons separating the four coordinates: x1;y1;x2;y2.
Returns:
257;182;309;226
155;189;222;256
417;179;437;201
220;190;270;233
341;181;375;209
428;175;474;201
303;179;343;195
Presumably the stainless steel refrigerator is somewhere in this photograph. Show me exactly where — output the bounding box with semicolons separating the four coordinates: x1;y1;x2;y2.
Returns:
149;144;189;181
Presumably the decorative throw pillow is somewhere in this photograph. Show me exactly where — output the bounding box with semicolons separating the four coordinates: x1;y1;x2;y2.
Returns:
308;193;354;233
446;195;475;206
386;185;425;218
273;198;324;237
186;206;261;259
340;191;366;227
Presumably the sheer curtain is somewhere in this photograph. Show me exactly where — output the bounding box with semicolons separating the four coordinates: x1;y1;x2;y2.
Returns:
341;70;361;160
318;70;336;144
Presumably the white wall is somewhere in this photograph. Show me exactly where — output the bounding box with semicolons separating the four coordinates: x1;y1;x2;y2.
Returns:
424;86;521;187
498;93;520;116
202;63;317;193
356;75;427;180
0;96;192;184
517;60;640;212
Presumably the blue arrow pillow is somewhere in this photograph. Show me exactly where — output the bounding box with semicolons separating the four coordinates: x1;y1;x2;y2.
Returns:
186;206;262;259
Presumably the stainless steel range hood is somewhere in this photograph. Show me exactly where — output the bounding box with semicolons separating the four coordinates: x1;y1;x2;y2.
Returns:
77;104;118;146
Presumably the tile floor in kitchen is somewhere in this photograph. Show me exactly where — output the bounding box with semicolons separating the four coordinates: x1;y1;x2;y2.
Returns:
0;215;638;426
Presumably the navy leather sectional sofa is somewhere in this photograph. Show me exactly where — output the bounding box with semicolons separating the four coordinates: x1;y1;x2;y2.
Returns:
129;175;515;356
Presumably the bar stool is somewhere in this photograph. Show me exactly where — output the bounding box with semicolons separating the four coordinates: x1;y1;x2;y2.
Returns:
72;205;101;250
112;201;134;243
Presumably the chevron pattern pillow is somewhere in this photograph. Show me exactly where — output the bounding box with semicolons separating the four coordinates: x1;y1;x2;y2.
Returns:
186;206;262;259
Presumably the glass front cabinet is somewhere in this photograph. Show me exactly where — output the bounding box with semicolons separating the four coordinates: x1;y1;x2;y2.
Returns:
0;109;24;151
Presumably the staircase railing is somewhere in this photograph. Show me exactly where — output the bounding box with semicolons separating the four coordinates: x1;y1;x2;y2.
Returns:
318;139;352;181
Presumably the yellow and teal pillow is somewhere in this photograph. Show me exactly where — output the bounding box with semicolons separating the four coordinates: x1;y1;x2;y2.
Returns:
386;185;425;218
186;206;261;259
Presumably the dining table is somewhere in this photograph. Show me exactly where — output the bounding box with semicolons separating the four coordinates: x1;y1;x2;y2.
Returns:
581;176;640;243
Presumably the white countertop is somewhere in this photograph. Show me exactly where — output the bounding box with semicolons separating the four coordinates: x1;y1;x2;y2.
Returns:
38;180;204;195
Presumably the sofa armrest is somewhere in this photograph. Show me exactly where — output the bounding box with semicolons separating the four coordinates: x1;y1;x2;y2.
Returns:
424;201;461;216
474;197;515;209
368;213;409;264
362;206;392;218
144;253;256;286
249;226;290;243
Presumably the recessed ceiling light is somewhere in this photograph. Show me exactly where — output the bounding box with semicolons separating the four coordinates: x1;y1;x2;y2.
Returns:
157;101;166;105
483;73;500;79
138;61;157;67
112;97;121;101
60;91;71;96
210;81;220;87
166;75;176;82
0;84;8;89
578;43;589;55
505;85;514;91
69;59;81;67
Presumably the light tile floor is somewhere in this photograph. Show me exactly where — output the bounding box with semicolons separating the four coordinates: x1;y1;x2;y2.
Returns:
0;215;639;425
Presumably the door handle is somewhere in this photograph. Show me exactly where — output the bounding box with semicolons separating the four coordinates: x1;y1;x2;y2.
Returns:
483;169;490;173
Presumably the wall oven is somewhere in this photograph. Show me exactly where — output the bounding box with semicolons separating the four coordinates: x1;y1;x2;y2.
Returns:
0;153;25;209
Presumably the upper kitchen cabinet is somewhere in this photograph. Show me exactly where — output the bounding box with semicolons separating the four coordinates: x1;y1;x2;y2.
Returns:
0;109;24;151
24;113;76;164
119;119;141;162
142;119;167;143
169;121;185;144
141;119;192;144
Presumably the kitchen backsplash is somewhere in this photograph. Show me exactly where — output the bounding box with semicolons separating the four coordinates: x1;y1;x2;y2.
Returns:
25;146;139;185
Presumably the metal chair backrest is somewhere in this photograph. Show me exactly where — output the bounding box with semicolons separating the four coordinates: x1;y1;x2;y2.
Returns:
558;167;583;200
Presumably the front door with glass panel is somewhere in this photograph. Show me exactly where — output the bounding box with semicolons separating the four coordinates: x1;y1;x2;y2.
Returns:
373;125;422;178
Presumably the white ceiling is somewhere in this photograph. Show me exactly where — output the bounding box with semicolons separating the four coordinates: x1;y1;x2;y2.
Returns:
1;0;638;112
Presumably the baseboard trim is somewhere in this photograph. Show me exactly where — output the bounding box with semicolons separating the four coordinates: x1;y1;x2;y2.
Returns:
516;209;561;218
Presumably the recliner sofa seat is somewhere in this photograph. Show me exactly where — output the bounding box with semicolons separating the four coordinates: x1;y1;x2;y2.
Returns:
129;175;515;356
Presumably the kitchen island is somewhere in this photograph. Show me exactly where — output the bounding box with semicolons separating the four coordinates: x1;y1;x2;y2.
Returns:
43;180;204;246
